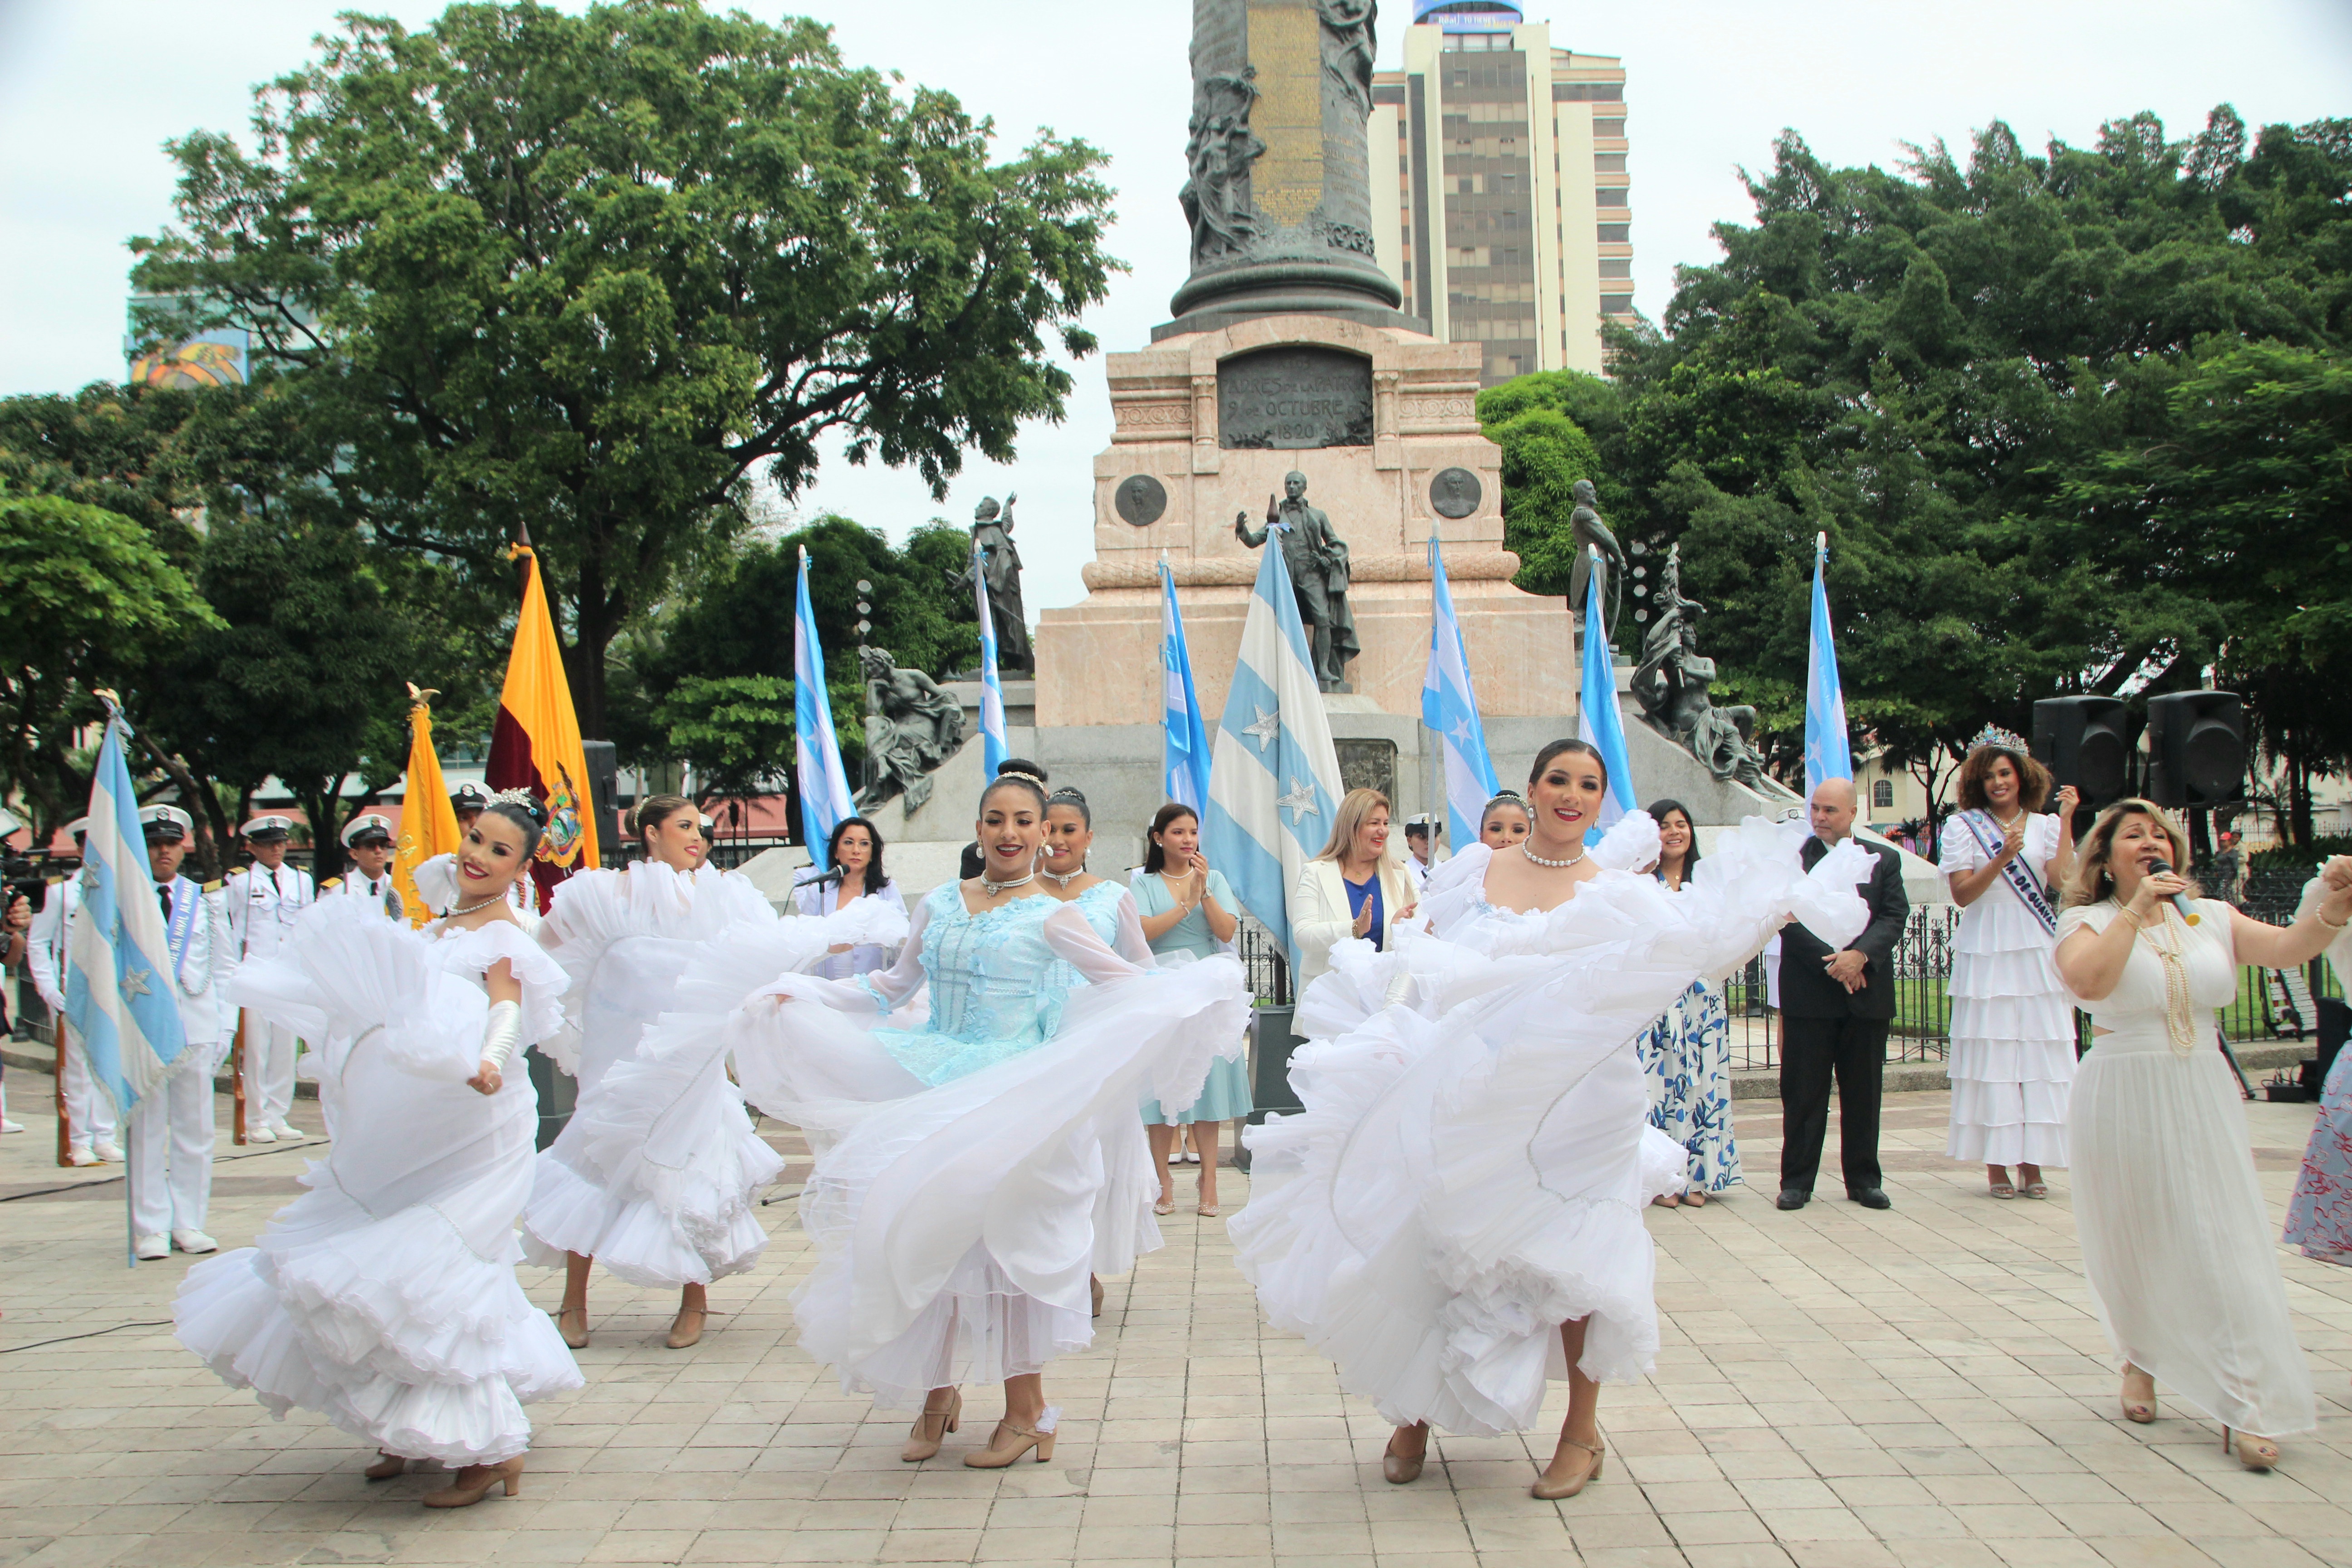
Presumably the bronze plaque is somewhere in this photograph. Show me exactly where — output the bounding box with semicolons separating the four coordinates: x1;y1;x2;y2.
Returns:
1429;467;1483;519
1336;738;1396;802
1218;347;1373;450
1113;474;1168;526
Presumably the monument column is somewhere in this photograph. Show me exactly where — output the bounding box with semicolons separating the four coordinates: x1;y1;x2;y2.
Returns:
1159;0;1424;339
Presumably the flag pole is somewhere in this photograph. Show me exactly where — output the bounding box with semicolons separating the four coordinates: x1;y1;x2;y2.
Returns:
98;696;137;1269
1423;529;1443;855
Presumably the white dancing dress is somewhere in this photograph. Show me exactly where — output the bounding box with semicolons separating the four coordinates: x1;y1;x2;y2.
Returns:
713;880;1249;1412
1942;812;2074;1166
523;863;905;1288
1231;819;1870;1436
2061;899;2316;1437
175;899;582;1465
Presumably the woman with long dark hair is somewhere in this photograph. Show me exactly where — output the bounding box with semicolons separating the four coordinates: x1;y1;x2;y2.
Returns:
178;794;583;1508
1634;800;1741;1205
1234;742;1871;1499
1133;801;1249;1216
794;816;907;981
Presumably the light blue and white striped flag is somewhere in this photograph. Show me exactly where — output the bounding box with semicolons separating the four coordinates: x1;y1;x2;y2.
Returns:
1576;547;1637;843
972;545;1008;778
794;547;855;866
64;712;187;1115
1805;532;1852;795
1421;536;1500;853
1204;540;1343;963
1160;559;1212;814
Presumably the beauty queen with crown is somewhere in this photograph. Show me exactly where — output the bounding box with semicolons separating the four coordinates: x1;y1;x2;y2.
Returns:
175;789;582;1509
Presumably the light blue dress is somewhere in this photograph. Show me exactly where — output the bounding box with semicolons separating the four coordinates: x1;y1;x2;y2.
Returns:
1134;869;1255;1126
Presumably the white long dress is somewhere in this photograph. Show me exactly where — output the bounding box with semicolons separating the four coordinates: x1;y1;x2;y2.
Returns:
1943;813;2074;1166
712;882;1250;1413
175;899;582;1465
2060;899;2316;1437
523;863;903;1288
1231;818;1872;1436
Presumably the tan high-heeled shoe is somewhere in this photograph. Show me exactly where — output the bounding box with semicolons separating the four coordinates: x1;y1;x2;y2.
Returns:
902;1389;962;1462
1382;1425;1426;1485
556;1305;589;1349
363;1451;407;1481
421;1456;524;1508
2223;1427;2280;1470
962;1417;1055;1468
666;1306;706;1349
1091;1275;1105;1318
1531;1431;1605;1499
2120;1367;2156;1424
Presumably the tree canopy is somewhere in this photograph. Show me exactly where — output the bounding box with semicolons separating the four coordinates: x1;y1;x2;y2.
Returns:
132;0;1119;736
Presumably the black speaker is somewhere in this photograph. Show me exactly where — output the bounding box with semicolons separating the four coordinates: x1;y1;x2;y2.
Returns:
580;739;621;862
2143;691;2244;808
2032;696;2130;806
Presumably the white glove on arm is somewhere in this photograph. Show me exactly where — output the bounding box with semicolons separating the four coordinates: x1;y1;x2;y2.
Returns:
479;1000;521;1072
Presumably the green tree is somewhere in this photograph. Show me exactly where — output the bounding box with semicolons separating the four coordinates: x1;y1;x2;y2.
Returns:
132;0;1119;738
1473;372;1612;597
0;486;220;835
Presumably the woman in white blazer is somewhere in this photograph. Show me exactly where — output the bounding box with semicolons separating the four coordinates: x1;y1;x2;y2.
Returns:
1290;788;1420;992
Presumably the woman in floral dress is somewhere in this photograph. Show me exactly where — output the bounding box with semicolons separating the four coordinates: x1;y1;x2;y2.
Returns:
1635;800;1741;1205
2286;862;2352;1269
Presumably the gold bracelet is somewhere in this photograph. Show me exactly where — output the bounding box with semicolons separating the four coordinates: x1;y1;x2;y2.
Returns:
2119;907;2146;931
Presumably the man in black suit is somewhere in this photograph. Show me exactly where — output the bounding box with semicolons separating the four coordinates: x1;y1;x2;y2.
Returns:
1776;778;1910;1211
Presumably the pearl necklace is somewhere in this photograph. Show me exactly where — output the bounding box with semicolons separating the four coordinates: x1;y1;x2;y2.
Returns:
1522;843;1589;870
1040;864;1086;889
980;869;1035;897
450;892;508;916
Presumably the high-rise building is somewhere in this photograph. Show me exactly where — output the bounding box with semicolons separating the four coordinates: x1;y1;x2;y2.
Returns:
1369;2;1632;385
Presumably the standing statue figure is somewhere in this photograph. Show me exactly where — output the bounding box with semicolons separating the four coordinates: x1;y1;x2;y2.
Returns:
1179;68;1265;265
947;494;1032;675
1318;0;1377;119
1234;470;1360;692
1567;479;1627;652
855;645;968;817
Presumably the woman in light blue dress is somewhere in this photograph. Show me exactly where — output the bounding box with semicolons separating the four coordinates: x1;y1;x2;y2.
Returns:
719;771;1249;1470
1634;800;1742;1205
1131;803;1250;1215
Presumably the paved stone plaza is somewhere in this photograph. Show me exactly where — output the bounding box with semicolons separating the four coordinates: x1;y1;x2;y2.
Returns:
0;1068;2345;1568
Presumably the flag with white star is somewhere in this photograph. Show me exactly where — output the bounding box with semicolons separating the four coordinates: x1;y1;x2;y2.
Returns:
1205;537;1343;965
1159;559;1212;814
1576;548;1639;841
63;712;189;1114
1421;535;1501;853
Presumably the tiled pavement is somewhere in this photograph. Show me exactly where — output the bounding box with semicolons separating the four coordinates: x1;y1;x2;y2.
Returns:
1;1066;2347;1568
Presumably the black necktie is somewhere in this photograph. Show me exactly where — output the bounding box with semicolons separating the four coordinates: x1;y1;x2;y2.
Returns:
158;883;173;920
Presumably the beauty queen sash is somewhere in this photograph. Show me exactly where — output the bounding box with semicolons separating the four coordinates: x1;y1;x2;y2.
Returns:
1960;810;2057;936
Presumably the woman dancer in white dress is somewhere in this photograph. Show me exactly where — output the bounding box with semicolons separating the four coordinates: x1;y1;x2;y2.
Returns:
2055;801;2351;1471
525;794;812;1350
176;795;581;1508
718;770;1248;1466
1480;790;1532;849
1234;742;1871;1498
794;817;907;980
1941;728;2079;1198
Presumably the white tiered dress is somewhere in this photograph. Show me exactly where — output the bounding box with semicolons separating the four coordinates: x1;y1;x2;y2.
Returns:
713;882;1250;1413
2061;899;2316;1437
521;863;907;1288
1942;813;2074;1166
1231;818;1871;1436
175;899;582;1465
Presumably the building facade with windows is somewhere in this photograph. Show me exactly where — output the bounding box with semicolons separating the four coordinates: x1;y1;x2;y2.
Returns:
1368;2;1632;386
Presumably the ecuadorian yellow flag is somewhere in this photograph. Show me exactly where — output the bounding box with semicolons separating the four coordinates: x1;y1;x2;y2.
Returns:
486;543;600;909
395;690;461;928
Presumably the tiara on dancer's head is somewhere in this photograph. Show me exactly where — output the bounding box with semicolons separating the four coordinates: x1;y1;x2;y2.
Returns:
1046;786;1086;802
1485;789;1528;806
1967;724;2030;756
999;767;1047;786
486;786;548;822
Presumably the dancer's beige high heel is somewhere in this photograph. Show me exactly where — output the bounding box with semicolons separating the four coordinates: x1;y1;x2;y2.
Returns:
2223;1428;2280;1470
962;1417;1055;1467
363;1451;407;1480
1530;1431;1605;1499
2119;1365;2156;1424
901;1389;962;1462
555;1305;589;1349
421;1456;524;1508
1382;1425;1426;1485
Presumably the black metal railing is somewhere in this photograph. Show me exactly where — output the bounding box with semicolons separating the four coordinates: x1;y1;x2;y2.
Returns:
1236;918;1292;1007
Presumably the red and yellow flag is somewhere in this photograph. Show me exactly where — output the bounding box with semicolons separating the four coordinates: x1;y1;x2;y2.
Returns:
395;687;461;928
486;544;600;910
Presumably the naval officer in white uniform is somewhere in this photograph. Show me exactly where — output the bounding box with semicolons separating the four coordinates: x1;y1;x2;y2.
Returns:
25;818;122;1164
225;814;314;1143
325;813;405;922
130;805;237;1259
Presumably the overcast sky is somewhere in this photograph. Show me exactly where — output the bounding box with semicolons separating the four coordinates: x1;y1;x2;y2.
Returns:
4;0;2347;617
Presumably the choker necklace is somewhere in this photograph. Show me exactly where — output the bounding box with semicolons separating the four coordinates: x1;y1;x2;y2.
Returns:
980;869;1035;896
1040;864;1086;888
1523;843;1589;870
450;892;507;916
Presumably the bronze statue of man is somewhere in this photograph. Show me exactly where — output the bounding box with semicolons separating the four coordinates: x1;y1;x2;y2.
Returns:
1567;478;1627;652
948;494;1032;675
1234;470;1360;691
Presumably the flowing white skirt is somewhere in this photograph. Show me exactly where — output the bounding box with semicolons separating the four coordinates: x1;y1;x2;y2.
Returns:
176;905;582;1464
725;954;1250;1411
1945;927;2075;1167
1232;825;1873;1436
2069;1022;2314;1436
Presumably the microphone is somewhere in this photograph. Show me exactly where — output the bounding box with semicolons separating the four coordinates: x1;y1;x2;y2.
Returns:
2147;860;2200;926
